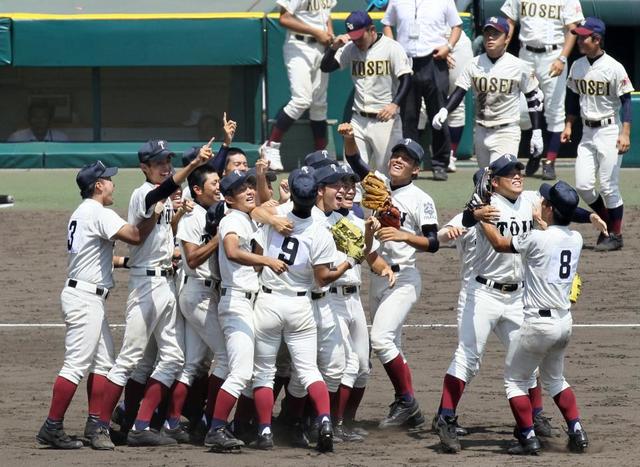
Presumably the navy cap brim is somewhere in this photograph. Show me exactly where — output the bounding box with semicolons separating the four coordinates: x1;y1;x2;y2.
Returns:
391;143;421;162
221;174;256;196
483;24;508;34
493;160;524;176
143;150;175;163
539;183;552;201
102;166;118;178
316;172;343;185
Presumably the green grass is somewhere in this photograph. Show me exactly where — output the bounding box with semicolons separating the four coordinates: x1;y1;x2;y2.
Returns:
1;166;639;212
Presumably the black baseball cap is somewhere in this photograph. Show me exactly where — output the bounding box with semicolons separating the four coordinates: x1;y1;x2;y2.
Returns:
314;163;343;185
539;181;579;218
289;166;318;208
138;139;175;163
339;164;360;183
391;138;424;163
247;166;277;182
345;11;373;40
489;154;524;177
76;160;118;191
220;170;256;196
304;149;335;169
572;17;606;37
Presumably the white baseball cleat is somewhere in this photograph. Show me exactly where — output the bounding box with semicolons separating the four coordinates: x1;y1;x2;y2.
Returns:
261;141;284;171
447;155;457;173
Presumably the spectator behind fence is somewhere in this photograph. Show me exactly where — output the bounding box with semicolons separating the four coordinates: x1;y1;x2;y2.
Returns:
7;102;69;142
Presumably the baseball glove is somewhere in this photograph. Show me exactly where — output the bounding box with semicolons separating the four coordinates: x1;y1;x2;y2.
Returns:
466;167;492;211
205;201;226;236
361;172;390;210
378;201;401;229
331;217;366;264
569;273;582;304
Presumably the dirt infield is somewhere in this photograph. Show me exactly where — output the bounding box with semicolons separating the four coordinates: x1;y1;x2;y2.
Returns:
1;208;639;466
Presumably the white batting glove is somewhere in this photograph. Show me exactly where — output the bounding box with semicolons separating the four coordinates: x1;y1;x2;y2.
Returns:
432;108;449;131
530;129;544;157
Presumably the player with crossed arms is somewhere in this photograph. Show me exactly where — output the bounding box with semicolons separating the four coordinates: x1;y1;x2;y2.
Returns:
36;161;158;449
479;180;589;455
433;16;545;168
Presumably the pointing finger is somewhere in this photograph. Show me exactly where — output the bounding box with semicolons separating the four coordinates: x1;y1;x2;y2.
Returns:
223;112;227;125
206;136;215;148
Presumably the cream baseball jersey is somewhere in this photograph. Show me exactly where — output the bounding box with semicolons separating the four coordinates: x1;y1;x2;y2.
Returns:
176;203;220;281
217;208;259;292
127;182;174;269
276;0;336;32
474;190;540;283
66;199;127;289
512;225;583;311
335;35;412;113
501;0;584;46
456;52;539;127
567;53;635;121
255;212;336;292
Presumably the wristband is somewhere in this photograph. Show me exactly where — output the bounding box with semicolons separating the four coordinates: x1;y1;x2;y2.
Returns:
447;42;454;52
123;257;130;269
558;55;567;64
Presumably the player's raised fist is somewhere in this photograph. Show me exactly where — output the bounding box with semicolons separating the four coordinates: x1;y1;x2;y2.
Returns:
338;122;354;138
223;112;237;146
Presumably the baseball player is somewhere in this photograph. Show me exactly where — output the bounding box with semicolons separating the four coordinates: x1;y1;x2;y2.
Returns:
320;10;412;173
204;170;289;452
36;161;159;449
478;180;589;455
432;16;545;168
262;0;337;171
561;17;633;252
251;167;356;452
340;123;440;430
501;0;584;180
92;140;212;449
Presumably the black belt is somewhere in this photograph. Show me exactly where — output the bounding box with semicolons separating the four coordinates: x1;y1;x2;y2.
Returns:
262;285;306;297
221;288;253;300
475;276;521;293
184;276;215;288
412;53;435;63
358;111;378;119
539;309;552;317
146;269;173;277
477;121;512;129
525;44;559;53
583;117;614;128
311;292;326;300
294;34;317;43
67;279;109;298
390;265;400;273
330;285;359;295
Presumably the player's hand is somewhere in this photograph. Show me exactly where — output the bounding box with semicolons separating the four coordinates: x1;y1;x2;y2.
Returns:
153;201;165;216
549;58;565;78
331;34;350;50
222;112;237;146
375;227;407;243
255;157;269;175
195;137;215;166
432;108;449;130
315;30;334;47
377;103;399;122
590;213;609;237
444;226;466;241
473;205;500;223
433;45;450;60
365;216;381;233
530;129;544;157
262;199;280;208
273;216;294;236
379;265;397;288
560;126;572;144
337;122;355;140
617;132;631;154
182;198;194;214
267;258;288;274
446;53;456;70
279;180;290;203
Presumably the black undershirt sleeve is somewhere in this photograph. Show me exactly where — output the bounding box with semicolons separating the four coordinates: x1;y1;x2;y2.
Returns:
566;88;580;118
421;224;440;253
144;176;180;213
444;87;467;113
620;93;632;123
392;74;412;106
345;153;371;180
320;48;340;73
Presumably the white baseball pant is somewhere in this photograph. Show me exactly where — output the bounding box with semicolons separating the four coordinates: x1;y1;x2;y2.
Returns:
351;112;403;174
474;124;521;168
369;268;421;365
520;47;567;133
58;285;115;385
575;124;624;208
282;37;329;121
332;288;370;389
217;290;256;398
107;275;184;388
252;293;324;391
505;309;572;399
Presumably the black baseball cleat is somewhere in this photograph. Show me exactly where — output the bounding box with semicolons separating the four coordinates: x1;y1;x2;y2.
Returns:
251;432;275;450
432;414;468;437
594;233;623;252
232;420;257;445
83;416;99;441
533;412;556;437
379;396;423;429
525;156;541;176
288;419;310;448
36;422;83;449
568;428;589;453
334;419;364;443
541;160;556;180
508;432;541;455
433;166;448;181
205;426;244;452
90;425;115;451
161;424;191;444
127;428;178;447
435;415;461;453
316;420;334;453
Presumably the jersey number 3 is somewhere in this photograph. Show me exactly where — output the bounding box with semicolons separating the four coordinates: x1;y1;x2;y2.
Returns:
278;237;299;266
67;220;78;251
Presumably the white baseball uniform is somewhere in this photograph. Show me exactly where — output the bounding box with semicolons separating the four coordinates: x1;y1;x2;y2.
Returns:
107;183;184;389
568;53;634;208
278;0;336;121
501;0;584;132
58;199;125;385
216;208;260;398
252;211;337;392
334;34;412;171
505;225;583;399
456;52;539;167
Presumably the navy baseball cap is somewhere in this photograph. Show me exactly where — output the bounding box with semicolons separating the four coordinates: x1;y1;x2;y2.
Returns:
76;160;118;191
539;181;579;218
304;149;335;169
314;163;343;185
572;17;606;37
220;170;256;196
247;166;277;182
289;166;318;207
138;139;175;163
391;138;424;163
345;11;373;40
483;16;510;34
181;146;200;167
489;154;524;177
339;164;360;183
472;168;487;185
